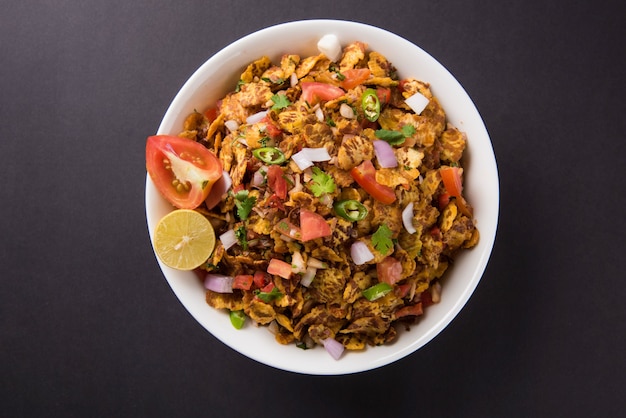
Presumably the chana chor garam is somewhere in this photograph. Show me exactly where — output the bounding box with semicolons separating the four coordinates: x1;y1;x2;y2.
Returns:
147;36;479;360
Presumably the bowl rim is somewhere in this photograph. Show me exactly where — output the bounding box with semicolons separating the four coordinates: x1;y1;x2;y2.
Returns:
145;19;499;375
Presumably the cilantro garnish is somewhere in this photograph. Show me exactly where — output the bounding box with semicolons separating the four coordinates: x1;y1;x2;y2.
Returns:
235;225;248;250
309;167;336;197
271;94;291;111
372;224;393;255
234;190;256;220
375;124;417;145
235;79;245;92
329;63;346;81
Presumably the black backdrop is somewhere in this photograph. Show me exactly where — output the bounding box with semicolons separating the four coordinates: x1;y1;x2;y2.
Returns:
2;1;625;416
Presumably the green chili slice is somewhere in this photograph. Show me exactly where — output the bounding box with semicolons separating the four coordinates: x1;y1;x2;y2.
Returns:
361;88;381;122
252;147;285;165
334;200;368;222
362;283;393;301
229;310;246;329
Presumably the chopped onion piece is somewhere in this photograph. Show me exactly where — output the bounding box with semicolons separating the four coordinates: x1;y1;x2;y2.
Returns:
307;257;327;269
405;92;430;115
205;170;232;209
351;241;374;265
431;282;442;303
291;251;306;274
317;34;342;62
321;337;345;360
303;147;331;161
224;119;239;132
315;107;324;122
251;166;267;187
268;320;279;335
373;140;397;168
291;147;331;170
402;202;416;234
219;229;238;251
339;103;355;119
204;274;233;293
246;110;268;125
291;151;313;171
300;266;317;287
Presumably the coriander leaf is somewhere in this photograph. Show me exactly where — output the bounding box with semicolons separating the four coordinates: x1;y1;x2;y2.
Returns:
401;124;416;138
235;225;248;250
234;190;256;220
309;167;336;197
271;94;291;111
372;224;393;255
375;129;405;145
235;79;245;92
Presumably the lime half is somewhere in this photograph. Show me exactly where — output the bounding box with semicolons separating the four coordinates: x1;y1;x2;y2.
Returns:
153;209;215;270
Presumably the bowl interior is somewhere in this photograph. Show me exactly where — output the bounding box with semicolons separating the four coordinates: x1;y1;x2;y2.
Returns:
145;19;499;375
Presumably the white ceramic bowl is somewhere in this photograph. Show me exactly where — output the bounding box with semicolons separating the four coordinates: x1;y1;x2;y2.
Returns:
146;19;499;375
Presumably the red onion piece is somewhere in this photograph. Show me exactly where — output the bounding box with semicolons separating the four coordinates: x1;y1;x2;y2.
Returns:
219;229;237;251
204;171;232;209
402;202;416;234
204;274;233;293
321;337;345;360
373;140;397;168
350;241;374;265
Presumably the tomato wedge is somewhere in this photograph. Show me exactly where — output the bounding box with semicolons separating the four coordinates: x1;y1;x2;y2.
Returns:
339;68;371;90
267;165;287;199
350;160;396;204
301;82;344;105
300;209;332;242
440;166;463;197
146;135;223;209
440;166;472;217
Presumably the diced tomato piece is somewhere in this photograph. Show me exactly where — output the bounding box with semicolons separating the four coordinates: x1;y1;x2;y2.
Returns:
395;283;412;299
300;209;331;242
232;275;253;290
267;165;287;199
253;270;271;289
301;82;345;105
260;282;275;293
419;289;434;307
438;192;451;210
350;160;396;204
339;68;371;90
376;87;391;104
395;303;424;319
261;116;282;138
203;107;218;123
440;166;463;198
267;258;293;279
377;256;403;285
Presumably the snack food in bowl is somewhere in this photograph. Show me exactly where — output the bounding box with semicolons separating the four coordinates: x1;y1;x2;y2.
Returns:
145;20;499;375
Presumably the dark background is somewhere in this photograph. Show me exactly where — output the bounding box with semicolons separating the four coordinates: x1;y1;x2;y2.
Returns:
2;0;624;416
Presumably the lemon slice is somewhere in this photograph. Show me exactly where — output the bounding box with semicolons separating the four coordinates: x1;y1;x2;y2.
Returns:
152;209;215;270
